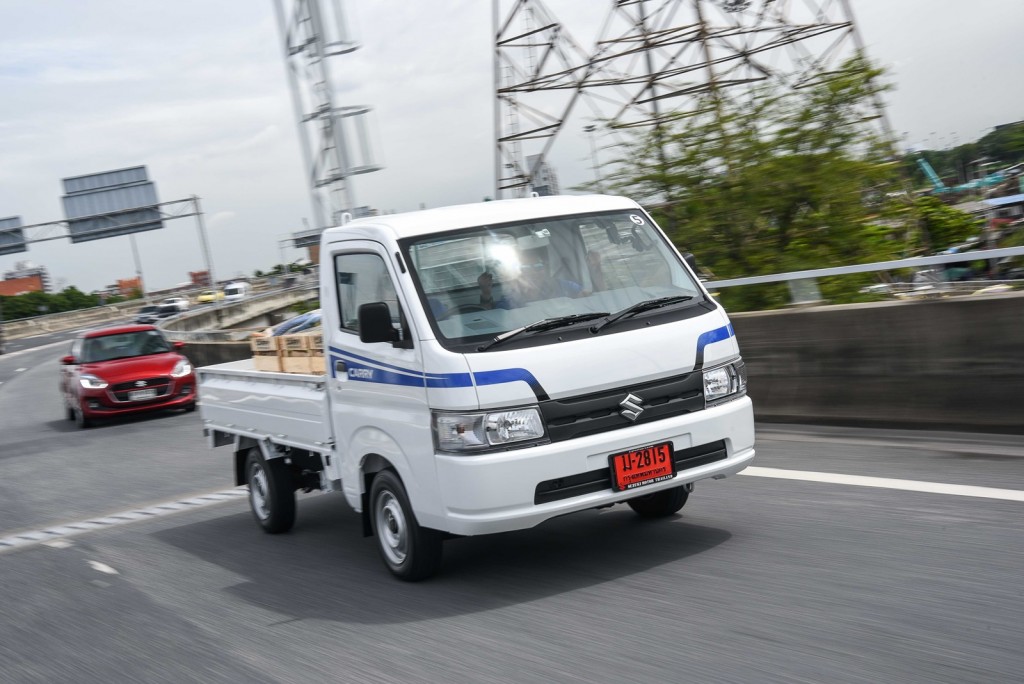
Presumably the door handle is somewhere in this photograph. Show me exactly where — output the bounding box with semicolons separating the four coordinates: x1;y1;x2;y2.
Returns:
334;360;347;375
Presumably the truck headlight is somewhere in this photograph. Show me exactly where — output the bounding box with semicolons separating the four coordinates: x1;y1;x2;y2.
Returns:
703;358;747;406
79;374;108;389
170;359;193;378
433;407;546;454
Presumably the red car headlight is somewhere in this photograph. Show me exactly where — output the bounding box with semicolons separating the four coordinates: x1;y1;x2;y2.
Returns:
170;359;193;378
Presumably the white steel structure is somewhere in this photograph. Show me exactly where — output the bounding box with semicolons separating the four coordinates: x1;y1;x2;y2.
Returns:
274;0;383;247
493;0;892;198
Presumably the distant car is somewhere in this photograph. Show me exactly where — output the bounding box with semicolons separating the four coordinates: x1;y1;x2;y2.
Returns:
134;305;161;324
162;297;190;312
223;282;251;302
154;303;181;321
196;290;224;303
59;324;196;428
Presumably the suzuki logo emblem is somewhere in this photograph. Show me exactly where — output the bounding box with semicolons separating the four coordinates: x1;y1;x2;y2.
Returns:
134;380;147;387
619;393;644;422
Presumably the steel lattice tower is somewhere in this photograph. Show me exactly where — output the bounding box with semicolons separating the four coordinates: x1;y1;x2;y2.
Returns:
493;0;892;198
274;0;383;245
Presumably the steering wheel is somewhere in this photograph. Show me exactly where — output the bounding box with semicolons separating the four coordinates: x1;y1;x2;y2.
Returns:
438;303;488;320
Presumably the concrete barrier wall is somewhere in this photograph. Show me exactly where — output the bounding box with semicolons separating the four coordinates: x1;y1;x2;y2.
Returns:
182;341;253;367
732;292;1024;433
2;301;138;339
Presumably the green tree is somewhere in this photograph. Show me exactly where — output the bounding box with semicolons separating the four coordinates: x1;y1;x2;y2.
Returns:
978;122;1024;166
913;195;983;251
603;55;908;310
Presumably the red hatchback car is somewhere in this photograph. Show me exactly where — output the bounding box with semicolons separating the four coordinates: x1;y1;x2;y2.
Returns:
59;324;196;428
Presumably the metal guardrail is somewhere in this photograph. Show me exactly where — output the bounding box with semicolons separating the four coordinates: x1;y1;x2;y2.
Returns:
704;246;1024;289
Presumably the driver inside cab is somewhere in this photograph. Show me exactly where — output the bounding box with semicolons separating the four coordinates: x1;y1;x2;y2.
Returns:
478;249;584;309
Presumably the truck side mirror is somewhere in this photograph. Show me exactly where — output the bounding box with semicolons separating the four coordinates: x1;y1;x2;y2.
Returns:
682;252;697;273
358;302;399;345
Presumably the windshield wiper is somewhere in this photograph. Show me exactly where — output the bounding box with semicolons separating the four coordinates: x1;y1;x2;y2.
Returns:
478;312;609;352
589;295;694;334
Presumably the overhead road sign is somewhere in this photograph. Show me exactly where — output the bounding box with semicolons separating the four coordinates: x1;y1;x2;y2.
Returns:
61;166;164;243
0;216;27;256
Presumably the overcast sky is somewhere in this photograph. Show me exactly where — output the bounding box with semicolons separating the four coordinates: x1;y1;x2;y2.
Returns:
1;1;1022;294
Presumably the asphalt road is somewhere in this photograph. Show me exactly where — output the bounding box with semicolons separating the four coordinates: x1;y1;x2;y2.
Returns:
1;341;1022;684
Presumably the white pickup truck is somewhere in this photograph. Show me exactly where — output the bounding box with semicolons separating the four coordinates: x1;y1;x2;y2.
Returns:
198;195;755;580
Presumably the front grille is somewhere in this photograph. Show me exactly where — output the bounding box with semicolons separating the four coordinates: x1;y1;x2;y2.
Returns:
534;439;727;504
110;376;172;403
539;371;704;443
111;377;168;392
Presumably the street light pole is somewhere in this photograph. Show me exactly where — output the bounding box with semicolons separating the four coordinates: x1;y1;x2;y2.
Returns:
192;195;216;288
128;234;146;300
278;238;291;276
583;124;604;193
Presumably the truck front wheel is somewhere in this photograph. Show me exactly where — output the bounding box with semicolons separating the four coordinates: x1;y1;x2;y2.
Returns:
370;470;443;581
627;485;689;518
245;448;296;534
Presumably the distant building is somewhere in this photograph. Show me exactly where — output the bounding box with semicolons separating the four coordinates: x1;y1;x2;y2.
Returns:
526;155;560;196
189;270;211;287
113;277;142;297
0;274;45;297
3;260;52;293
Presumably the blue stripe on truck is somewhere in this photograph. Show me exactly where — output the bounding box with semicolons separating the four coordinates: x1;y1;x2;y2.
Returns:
694;323;735;370
326;323;731;397
328;346;549;399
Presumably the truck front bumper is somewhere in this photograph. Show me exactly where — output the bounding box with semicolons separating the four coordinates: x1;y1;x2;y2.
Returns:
432;395;755;535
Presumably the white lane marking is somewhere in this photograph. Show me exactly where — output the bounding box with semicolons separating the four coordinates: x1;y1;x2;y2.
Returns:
15;368;26;372
0;487;250;554
742;466;1024;502
88;560;119;575
5;467;1021;554
757;430;1024;458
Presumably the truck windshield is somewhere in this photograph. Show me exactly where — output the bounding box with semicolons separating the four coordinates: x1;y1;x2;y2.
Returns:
402;209;703;349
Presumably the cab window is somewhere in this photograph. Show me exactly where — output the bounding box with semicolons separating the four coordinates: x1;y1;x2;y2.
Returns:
334;252;400;333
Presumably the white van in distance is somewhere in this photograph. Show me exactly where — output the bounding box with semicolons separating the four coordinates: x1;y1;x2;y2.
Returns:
223;282;251;302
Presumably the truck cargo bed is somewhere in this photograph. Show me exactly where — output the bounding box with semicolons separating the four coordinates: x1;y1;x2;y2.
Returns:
197;359;332;453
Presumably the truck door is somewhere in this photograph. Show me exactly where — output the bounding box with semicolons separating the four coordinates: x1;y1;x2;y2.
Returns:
324;241;430;512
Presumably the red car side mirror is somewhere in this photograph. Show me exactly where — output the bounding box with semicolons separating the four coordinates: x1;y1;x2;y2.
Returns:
173;341;185;350
61;355;76;365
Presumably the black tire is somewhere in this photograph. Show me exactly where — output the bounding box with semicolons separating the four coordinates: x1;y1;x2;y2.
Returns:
74;405;92;429
245;448;296;534
627;485;689;518
370;470;443;581
183;402;196;413
65;402;76;422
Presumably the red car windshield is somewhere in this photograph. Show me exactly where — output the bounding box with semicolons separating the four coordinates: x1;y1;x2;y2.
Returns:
81;330;172;363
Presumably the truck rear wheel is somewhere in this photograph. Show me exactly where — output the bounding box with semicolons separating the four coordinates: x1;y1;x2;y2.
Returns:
627;485;689;518
245;448;296;533
370;470;443;581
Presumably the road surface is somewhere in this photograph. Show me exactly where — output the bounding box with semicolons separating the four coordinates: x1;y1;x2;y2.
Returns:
1;339;1021;683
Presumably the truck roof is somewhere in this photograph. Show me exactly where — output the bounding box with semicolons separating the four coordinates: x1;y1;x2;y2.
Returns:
324;194;643;243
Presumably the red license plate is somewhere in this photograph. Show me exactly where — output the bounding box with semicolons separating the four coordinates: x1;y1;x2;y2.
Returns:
609;441;675;492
